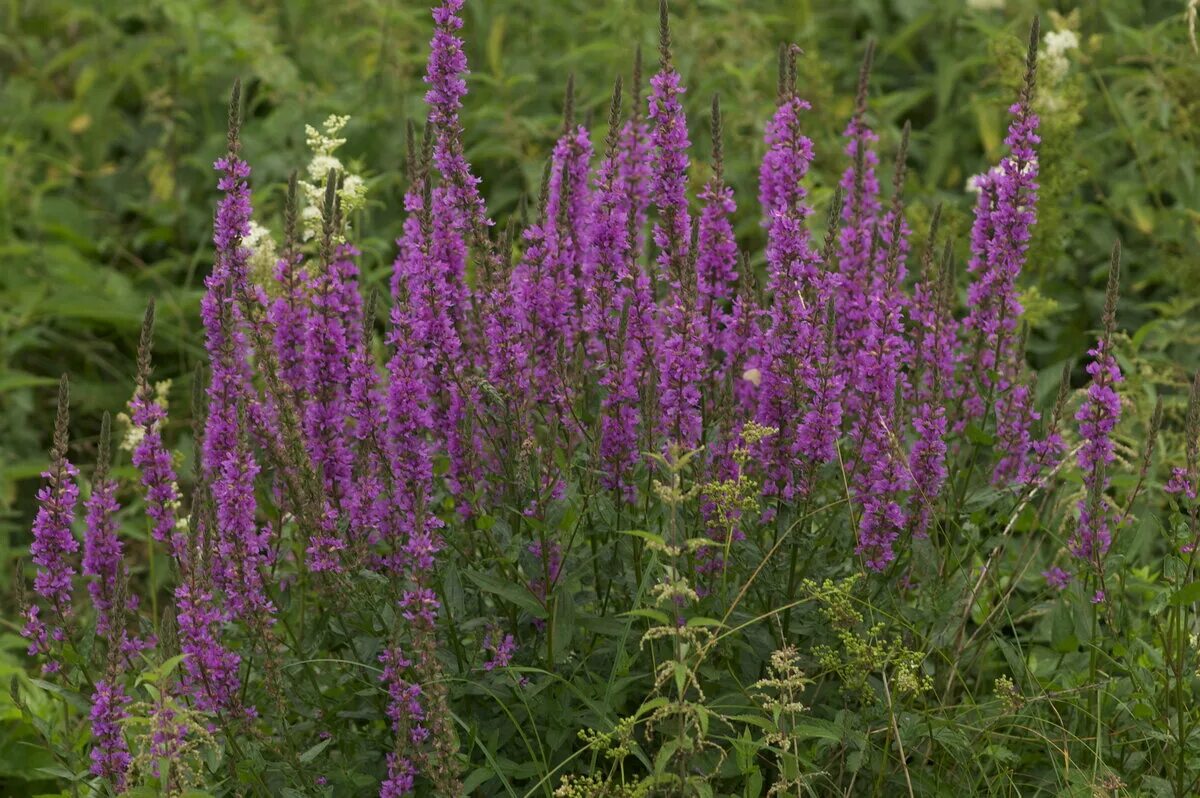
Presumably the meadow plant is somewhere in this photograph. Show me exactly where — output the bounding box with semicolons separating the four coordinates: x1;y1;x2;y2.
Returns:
14;1;1200;796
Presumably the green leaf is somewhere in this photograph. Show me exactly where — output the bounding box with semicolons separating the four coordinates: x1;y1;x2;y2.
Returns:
1169;581;1200;606
138;653;187;685
463;570;547;618
298;737;332;763
622;608;670;624
685;616;726;629
619;529;666;547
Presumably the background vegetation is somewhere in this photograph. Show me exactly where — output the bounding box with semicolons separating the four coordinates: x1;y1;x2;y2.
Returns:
2;0;1200;795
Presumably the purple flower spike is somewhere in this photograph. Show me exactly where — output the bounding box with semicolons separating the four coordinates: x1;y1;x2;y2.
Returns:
89;679;132;790
24;377;80;667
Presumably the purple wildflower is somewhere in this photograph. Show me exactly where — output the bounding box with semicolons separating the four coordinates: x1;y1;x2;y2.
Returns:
584;78;648;500
82;417;127;643
696;96;739;372
89;679;132;790
1073;340;1122;560
24;377;79;665
848;122;914;571
302;243;361;518
382;753;417;798
202;126;272;616
748;66;839;503
1043;566;1072;591
907;217;956;536
1072;243;1123;563
174;582;241;715
482;628;516;671
1166;466;1196;499
959;24;1043;486
834;43;883;350
131;303;184;559
648;17;704;451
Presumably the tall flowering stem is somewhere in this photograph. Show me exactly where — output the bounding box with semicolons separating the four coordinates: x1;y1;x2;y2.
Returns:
850;125;913;571
584;78;644;501
959;20;1043;487
201;83;273;616
650;5;705;451
131;301;184;559
1072;242;1123;566
749;50;837;505
82;413;129;647
619;44;654;263
696;95;739;373
907;222;957;537
834;41;883;352
89;678;132;791
22;375;80;672
543;77;595;362
270;172;311;397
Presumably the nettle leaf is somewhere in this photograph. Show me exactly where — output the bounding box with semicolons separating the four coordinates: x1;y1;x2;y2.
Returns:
1168;580;1200;606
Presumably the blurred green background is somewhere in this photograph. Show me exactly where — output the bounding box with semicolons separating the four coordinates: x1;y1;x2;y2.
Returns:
1;0;1198;698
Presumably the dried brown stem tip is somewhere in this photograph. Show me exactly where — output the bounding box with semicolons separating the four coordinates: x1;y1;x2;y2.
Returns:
404;120;418;184
821;185;846;263
1103;239;1121;341
284;171;300;248
711;94;724;179
658;0;672;66
606;75;624;152
227;78;243;153
1021;17;1040;106
563;74;576;133
97;411;112;481
921;203;943;282
632;44;644;117
137;298;156;384
855;40;877;118
537;158;553;220
53;374;70;462
776;43;788;104
893;120;912;195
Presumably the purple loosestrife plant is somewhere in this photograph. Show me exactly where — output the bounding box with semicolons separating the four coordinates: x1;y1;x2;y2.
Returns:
1072;243;1124;567
23;376;79;672
82;413;130;647
959;22;1045;487
749;50;837;505
543;78;594;360
201;88;273;614
834;43;884;354
89;678;133;790
650;2;704;451
584;78;643;501
130;301;185;558
907;215;957;537
849;127;914;571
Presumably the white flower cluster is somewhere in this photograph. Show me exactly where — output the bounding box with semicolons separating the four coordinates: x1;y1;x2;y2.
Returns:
244;220;278;284
301;114;367;242
1042;29;1080;85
